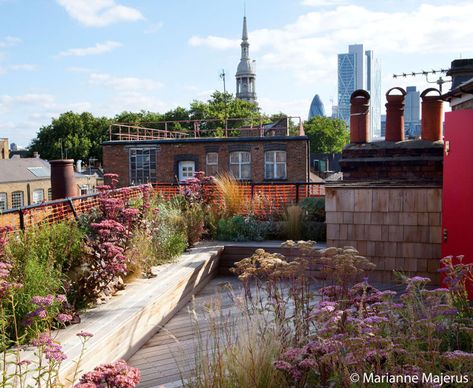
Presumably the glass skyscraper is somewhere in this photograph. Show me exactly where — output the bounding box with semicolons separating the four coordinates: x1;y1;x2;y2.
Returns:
337;44;381;139
308;94;326;120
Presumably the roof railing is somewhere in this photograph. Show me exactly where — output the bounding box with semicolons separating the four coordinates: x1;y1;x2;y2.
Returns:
108;116;304;141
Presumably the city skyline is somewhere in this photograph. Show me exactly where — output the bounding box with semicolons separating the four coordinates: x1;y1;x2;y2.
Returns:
0;0;471;146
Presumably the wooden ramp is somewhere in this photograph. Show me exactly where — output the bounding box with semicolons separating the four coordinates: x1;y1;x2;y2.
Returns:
128;276;245;388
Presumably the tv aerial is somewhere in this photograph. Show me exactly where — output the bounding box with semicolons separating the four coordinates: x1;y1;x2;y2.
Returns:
392;68;451;94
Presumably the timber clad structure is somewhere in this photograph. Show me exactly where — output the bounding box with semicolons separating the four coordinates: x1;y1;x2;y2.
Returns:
102;118;309;186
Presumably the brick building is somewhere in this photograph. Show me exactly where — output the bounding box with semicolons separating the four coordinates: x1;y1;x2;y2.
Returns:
102;118;310;186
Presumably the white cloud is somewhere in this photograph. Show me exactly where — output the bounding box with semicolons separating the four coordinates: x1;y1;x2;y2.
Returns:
189;36;239;50
88;72;163;92
144;22;163;34
57;0;144;27
189;2;473;86
58;41;122;57
302;0;345;6
0;36;21;48
9;64;37;71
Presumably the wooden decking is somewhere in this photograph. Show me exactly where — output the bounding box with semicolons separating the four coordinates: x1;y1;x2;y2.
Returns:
128;276;246;387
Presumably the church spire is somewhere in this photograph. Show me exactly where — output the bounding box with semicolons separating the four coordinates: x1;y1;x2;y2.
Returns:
242;16;248;41
235;15;257;104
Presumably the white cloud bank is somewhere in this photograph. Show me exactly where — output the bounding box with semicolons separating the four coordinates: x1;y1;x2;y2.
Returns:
58;41;122;57
189;2;473;81
56;0;144;27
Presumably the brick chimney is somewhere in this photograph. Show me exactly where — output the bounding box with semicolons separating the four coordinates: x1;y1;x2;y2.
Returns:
50;159;76;200
447;59;473;90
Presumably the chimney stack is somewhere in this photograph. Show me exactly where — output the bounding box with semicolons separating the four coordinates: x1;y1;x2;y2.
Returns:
421;88;443;142
50;159;76;200
350;89;370;144
447;59;473;90
385;87;406;142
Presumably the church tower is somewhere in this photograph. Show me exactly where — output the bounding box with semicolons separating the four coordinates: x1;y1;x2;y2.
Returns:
235;16;257;104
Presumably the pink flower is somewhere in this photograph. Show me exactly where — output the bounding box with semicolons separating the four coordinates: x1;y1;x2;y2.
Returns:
57;313;73;324
77;331;94;338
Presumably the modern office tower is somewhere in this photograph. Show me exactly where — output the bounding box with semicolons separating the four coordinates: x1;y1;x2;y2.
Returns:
235;16;257;103
308;94;326;120
337;44;381;139
405;86;421;138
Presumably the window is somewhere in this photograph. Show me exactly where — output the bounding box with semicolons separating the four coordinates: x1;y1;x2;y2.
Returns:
11;191;24;209
178;161;195;181
206;152;218;176
0;193;7;211
265;151;287;180
229;151;251;180
48;188;52;201
129;148;156;185
32;189;44;204
80;185;89;196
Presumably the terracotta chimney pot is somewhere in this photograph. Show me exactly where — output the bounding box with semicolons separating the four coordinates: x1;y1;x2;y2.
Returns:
385;87;406;142
421;88;443;142
350;89;370;143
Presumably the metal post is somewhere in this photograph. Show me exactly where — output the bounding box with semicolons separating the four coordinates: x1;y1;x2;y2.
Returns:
295;183;300;204
68;198;79;220
250;182;255;200
19;209;25;231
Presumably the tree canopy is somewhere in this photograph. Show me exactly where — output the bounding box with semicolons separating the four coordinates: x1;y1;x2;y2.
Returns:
304;116;350;154
29;91;263;162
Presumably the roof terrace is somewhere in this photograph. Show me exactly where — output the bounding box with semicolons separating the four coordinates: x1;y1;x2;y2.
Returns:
108;116;304;141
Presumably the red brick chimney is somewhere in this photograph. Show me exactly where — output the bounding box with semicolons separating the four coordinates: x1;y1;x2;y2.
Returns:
50;159;76;200
350;89;370;143
421;88;443;142
385;87;406;142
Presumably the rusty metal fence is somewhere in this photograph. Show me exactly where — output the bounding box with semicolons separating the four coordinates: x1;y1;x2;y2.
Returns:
0;182;324;232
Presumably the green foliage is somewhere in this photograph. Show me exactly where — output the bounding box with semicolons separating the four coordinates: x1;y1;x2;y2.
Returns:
304;116;349;154
217;215;269;242
299;197;326;222
30;111;111;162
6;222;86;340
151;200;188;264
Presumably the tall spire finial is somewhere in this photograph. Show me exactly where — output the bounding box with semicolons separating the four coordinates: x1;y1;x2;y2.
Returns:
242;14;248;41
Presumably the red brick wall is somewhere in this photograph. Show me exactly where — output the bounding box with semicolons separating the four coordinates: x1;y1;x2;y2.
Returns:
103;138;309;186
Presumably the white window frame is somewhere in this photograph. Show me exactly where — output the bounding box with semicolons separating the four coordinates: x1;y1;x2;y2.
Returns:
229;151;251;180
264;150;287;180
48;188;52;201
206;152;218;176
11;191;24;209
178;161;196;182
0;192;7;211
32;189;44;204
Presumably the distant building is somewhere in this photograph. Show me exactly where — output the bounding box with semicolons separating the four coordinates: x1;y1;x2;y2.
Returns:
308;94;326;120
0;138;8;160
405;86;421;138
381;114;386;137
103;118;309;185
337;44;381;139
0;156;100;211
331;105;339;119
235;16;257;104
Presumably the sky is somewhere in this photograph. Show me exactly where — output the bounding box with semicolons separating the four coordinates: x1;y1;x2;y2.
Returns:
0;0;472;147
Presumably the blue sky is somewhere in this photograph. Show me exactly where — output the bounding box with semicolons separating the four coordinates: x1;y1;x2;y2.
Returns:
0;0;471;147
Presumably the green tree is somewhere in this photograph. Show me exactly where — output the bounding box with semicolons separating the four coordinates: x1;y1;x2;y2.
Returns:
304;116;350;154
30;112;110;162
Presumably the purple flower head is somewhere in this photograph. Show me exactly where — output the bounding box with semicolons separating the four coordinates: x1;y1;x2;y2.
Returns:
57;313;73;324
32;294;55;308
77;331;94;338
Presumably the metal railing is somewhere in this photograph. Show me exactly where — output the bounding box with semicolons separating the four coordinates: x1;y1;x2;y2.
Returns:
0;182;324;232
109;117;305;141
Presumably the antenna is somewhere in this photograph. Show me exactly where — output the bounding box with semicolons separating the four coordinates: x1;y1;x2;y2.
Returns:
392;68;451;93
219;69;226;94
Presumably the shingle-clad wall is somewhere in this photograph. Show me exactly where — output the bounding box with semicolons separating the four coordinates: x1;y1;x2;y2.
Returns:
325;185;442;284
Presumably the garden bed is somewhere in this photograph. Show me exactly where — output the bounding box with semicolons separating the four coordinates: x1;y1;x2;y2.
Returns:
55;243;223;382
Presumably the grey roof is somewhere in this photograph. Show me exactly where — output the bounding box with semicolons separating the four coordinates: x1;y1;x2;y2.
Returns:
0;157;51;183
